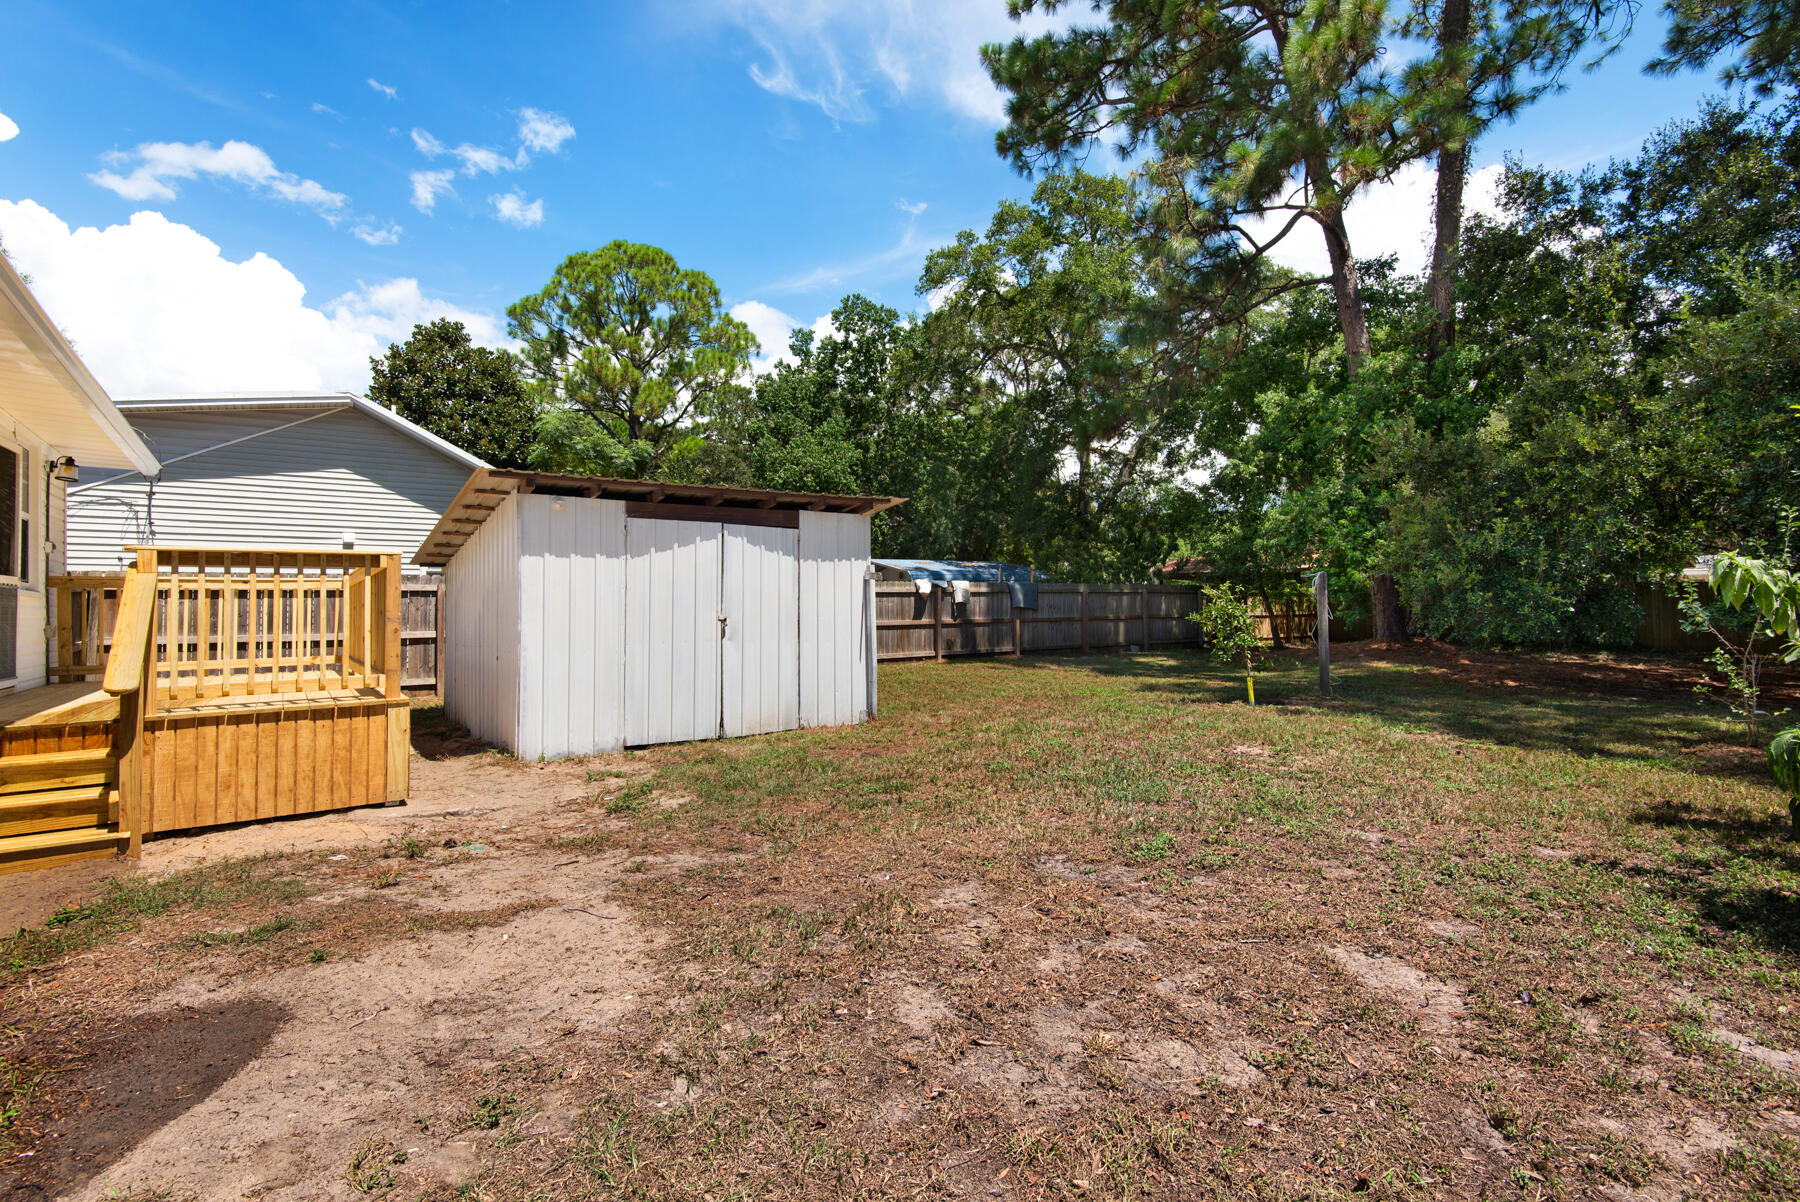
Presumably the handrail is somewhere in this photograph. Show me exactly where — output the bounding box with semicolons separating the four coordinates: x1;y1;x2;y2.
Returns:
104;570;157;696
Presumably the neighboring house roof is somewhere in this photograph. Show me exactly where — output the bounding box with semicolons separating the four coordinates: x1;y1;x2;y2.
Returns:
0;254;159;474
63;393;489;571
111;392;485;476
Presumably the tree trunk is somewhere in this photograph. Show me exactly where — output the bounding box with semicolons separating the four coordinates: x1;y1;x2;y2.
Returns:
1318;206;1373;376
1424;0;1472;370
1259;588;1285;650
1370;573;1407;644
1425;140;1466;367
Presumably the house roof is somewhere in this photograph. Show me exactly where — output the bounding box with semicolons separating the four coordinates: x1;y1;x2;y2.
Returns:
0;255;159;475
413;468;907;567
115;392;487;473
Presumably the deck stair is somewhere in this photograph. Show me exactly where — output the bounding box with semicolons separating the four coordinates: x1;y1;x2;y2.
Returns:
0;688;127;874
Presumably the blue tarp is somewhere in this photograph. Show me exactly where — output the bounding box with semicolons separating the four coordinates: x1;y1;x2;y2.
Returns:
874;559;1040;609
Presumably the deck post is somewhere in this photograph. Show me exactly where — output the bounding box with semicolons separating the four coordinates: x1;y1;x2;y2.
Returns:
117;684;144;858
382;554;403;700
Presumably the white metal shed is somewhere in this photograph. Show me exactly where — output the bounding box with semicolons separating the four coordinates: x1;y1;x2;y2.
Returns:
413;470;906;758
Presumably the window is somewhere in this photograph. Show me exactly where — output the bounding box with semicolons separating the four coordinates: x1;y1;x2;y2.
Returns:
0;444;16;581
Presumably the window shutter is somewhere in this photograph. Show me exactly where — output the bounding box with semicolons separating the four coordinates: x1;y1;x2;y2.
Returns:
0;446;16;579
0;585;17;679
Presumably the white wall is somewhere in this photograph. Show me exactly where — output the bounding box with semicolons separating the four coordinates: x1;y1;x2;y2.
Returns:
798;511;872;728
443;493;520;749
516;494;627;760
442;505;876;757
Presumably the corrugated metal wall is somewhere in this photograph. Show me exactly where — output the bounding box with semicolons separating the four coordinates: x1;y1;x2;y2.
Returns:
516;495;627;760
66;406;473;570
722;524;800;737
440;506;876;756
623;518;724;746
798;511;871;728
443;493;520;749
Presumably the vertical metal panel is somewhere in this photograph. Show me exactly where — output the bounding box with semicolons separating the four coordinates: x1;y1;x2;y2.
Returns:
624;518;722;746
516;495;627;758
722;523;799;737
797;511;871;729
442;493;519;748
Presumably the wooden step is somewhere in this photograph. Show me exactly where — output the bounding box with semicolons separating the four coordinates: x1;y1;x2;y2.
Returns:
0;749;115;795
0;785;117;838
0;826;127;875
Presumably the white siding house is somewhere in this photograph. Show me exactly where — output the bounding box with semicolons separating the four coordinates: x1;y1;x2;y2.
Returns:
418;470;901;759
65;394;485;571
0;255;159;693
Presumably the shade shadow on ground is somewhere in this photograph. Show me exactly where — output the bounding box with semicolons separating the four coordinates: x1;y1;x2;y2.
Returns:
1;999;287;1198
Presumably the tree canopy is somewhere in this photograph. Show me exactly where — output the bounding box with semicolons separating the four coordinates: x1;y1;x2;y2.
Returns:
367;318;536;469
507;241;757;479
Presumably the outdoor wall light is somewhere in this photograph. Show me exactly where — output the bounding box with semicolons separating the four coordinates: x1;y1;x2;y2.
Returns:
50;456;78;485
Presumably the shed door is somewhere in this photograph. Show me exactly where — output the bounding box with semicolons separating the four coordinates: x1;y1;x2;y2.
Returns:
625;519;723;745
722;523;800;737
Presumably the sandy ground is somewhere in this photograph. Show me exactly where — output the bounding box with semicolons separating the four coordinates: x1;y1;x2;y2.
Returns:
4;736;688;1201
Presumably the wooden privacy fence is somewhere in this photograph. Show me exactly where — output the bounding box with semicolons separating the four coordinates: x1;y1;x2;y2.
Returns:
875;581;1319;662
52;569;445;694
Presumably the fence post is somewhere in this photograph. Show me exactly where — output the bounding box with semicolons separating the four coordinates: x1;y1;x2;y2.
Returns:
1140;586;1149;651
433;575;446;697
1079;584;1091;653
1011;590;1023;656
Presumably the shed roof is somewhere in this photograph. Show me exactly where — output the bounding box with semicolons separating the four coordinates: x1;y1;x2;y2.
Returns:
413;468;906;567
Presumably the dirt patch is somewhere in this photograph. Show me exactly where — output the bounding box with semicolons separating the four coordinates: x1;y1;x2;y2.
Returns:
1323;945;1466;1034
1710;1026;1800;1077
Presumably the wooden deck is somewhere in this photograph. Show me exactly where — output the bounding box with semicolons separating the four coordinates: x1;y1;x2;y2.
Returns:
0;546;414;873
0;682;120;730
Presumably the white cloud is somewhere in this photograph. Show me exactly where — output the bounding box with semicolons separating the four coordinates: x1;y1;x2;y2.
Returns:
758;218;940;295
490;190;544;228
409;168;456;213
1248;161;1507;278
351;221;402;246
411;126;523;175
0;111;19;142
516;108;575;154
0;200;505;396
730;300;838;375
89;140;349;217
896;199;927;215
311;102;342;119
368;78;398;100
705;0;1075;124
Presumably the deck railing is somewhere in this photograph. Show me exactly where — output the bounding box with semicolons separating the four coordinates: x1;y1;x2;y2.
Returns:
131;547;404;708
48;574;125;682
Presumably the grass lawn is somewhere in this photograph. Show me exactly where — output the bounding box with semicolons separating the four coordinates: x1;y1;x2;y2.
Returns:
5;646;1800;1199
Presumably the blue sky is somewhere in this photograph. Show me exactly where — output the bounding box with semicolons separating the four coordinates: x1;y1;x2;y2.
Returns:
0;0;1731;397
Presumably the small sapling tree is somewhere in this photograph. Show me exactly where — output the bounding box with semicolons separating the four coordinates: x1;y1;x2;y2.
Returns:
1708;549;1800;833
1196;584;1264;705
